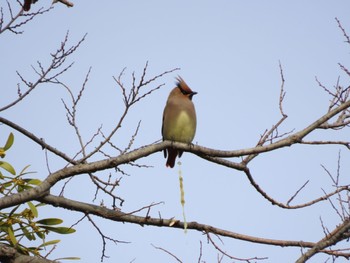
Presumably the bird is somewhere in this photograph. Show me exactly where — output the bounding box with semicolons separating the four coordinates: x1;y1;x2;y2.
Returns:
23;0;38;11
162;76;197;168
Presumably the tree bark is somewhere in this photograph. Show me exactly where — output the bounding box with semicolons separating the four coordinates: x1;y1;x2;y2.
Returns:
0;244;58;263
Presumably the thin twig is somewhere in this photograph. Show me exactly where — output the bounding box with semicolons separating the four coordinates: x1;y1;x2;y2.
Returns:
152;244;182;263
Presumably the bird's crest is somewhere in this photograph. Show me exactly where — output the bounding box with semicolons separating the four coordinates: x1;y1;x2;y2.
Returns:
176;76;193;94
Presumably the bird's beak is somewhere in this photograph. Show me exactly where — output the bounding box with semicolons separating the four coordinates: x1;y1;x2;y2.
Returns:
189;91;197;100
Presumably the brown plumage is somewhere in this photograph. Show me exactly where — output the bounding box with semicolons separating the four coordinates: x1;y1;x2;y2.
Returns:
23;0;38;11
162;77;197;168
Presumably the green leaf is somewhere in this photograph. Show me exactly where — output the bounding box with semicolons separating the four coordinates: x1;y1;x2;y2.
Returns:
27;202;38;218
40;226;76;234
20;224;35;241
35;203;46;208
39;239;60;248
19;165;33;176
0;161;16;175
37;218;63;226
35;231;45;239
8;204;21;216
7;226;17;245
18;184;33;191
2;181;13;189
16;245;30;255
26;179;42;185
4;133;14;151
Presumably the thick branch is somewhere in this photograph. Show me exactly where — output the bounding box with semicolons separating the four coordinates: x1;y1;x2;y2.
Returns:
0;116;74;163
0;142;163;209
39;194;348;258
2;98;350;170
1;99;349;210
0;243;57;263
296;219;350;262
39;194;316;247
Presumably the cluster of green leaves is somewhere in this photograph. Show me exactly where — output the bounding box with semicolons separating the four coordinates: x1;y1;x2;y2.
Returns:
0;133;78;260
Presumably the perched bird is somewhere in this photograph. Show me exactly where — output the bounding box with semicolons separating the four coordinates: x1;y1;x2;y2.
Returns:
23;0;38;11
162;77;197;168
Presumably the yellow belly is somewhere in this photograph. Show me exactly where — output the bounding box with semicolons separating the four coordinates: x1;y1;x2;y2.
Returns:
164;111;196;143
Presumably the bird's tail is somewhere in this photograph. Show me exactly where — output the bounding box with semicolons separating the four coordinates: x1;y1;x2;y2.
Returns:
166;148;178;168
23;0;38;11
23;0;31;11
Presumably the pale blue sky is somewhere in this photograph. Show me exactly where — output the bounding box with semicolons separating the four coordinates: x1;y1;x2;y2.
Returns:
2;1;350;262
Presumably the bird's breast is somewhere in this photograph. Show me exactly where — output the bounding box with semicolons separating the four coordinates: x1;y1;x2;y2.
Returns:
163;110;196;143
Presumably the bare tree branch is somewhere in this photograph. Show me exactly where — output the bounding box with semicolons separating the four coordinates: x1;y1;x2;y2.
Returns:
336;17;350;45
296;219;350;263
1;13;350;262
37;194;350;260
87;215;129;261
0;1;51;35
1;94;350;210
0;31;86;112
151;244;182;263
0;116;74;163
206;233;268;262
0;243;57;263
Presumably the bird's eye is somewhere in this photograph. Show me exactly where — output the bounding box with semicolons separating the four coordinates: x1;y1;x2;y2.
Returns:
179;87;188;95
